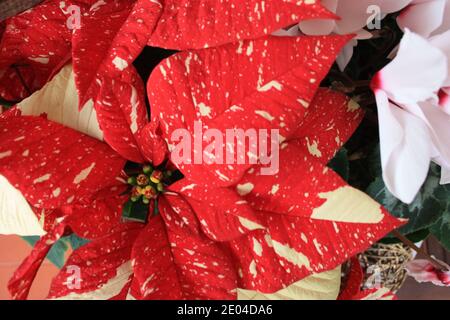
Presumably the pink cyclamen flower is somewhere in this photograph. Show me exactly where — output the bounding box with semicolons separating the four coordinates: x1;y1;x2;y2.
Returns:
284;0;412;70
406;259;450;286
398;0;450;38
372;29;450;204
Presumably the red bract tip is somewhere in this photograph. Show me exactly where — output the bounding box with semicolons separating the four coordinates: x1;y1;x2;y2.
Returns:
370;72;382;91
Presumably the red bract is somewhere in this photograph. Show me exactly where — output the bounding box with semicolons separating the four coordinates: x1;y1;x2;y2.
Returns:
0;0;95;101
70;0;337;163
148;34;352;186
160;89;403;293
72;0;162;108
72;0;334;107
147;0;336;50
0;83;402;299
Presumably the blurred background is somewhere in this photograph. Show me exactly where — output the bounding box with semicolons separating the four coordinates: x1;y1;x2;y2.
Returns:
0;235;63;300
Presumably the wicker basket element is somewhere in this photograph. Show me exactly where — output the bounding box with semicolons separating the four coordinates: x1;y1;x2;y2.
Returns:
358;243;414;293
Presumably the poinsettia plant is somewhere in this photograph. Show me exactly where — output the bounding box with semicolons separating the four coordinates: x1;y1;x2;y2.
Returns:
0;0;449;300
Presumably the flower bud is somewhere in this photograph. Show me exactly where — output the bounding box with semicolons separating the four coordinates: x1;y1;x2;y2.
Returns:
137;174;149;186
150;170;163;184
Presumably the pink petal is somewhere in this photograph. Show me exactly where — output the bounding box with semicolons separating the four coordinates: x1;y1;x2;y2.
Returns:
373;30;447;104
406;259;450;286
336;42;356;71
440;87;450;113
418;101;450;169
334;0;380;34
440;166;450;184
378;0;413;13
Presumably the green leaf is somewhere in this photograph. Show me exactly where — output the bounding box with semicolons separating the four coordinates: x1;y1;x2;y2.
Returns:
367;144;382;178
22;234;90;269
67;234;90;250
366;163;450;238
122;199;149;223
328;148;349;181
22;236;69;269
429;211;450;251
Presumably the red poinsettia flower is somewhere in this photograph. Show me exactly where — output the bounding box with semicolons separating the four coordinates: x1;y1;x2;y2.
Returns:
0;1;403;300
0;60;402;299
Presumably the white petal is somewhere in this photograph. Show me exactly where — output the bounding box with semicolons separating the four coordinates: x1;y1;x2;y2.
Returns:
272;25;301;37
397;0;447;37
375;30;447;104
433;0;450;34
417;101;450;168
440;165;450;184
375;90;432;203
430;30;450;86
334;0;381;34
378;0;413;13
17;64;104;141
0;175;45;236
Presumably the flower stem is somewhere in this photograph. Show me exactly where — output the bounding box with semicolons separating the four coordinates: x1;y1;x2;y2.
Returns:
392;230;449;271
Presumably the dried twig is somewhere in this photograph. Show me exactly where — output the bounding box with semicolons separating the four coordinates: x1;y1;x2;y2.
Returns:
393;230;450;271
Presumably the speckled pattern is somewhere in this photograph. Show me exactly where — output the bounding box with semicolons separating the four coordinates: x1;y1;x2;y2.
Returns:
2;90;403;299
167;91;403;293
0;0;94;101
148;0;336;50
0;0;405;300
72;0;162;108
93;67;151;163
148;35;353;186
0;115;126;211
